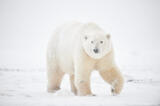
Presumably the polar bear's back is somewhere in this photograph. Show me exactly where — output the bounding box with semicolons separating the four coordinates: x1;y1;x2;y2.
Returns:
57;22;83;51
47;22;83;74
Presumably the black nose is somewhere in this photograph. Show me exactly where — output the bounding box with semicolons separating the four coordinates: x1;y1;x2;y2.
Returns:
93;48;99;53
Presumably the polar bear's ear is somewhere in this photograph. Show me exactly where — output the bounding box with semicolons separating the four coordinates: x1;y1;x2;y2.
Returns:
106;34;110;39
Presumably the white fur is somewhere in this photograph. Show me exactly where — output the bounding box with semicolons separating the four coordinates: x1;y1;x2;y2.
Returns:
47;22;124;96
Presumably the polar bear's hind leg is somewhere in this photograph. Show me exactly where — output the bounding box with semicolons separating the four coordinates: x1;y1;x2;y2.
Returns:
47;64;64;93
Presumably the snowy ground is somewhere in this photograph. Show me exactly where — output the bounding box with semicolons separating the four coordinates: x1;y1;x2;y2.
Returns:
0;66;160;106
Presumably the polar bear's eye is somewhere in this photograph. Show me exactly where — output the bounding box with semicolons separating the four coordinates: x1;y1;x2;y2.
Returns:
91;41;94;44
84;36;88;40
100;41;103;44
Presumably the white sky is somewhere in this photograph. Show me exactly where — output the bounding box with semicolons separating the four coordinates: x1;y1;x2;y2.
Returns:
0;0;160;69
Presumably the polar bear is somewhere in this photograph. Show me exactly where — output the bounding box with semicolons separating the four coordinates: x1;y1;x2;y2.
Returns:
47;22;124;96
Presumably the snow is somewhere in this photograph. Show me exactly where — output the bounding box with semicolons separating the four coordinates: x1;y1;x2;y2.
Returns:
0;66;160;106
0;0;160;105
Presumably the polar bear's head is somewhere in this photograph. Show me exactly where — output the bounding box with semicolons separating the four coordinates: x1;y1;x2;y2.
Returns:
81;23;111;59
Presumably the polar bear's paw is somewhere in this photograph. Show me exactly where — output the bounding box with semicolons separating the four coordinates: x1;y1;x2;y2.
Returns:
111;88;119;96
47;87;60;93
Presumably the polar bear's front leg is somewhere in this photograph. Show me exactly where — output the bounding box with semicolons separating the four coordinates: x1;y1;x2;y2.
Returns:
99;66;124;95
74;64;93;96
70;75;77;95
75;72;92;96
